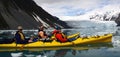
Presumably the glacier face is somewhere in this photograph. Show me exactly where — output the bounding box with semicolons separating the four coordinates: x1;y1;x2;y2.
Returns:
66;20;117;38
67;20;117;30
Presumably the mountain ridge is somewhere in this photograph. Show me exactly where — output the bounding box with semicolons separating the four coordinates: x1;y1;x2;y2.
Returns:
0;0;70;30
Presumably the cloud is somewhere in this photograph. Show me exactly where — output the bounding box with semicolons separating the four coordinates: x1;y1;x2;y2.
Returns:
33;0;103;16
33;0;120;17
107;0;120;4
59;4;120;21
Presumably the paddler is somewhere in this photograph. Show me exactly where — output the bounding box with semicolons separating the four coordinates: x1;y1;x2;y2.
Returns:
38;25;51;41
14;26;32;44
52;26;79;43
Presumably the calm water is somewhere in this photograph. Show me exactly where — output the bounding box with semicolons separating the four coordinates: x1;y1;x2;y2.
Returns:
0;21;120;57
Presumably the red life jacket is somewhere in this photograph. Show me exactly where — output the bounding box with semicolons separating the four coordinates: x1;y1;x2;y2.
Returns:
55;33;68;43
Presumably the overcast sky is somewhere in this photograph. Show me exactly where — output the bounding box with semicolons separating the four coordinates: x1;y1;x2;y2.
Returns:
33;0;120;20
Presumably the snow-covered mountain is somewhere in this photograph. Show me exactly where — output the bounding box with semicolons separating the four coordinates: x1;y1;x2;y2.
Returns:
85;4;120;26
88;4;120;21
59;4;120;26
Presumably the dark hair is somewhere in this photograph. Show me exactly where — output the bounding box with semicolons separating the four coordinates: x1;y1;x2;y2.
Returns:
38;29;43;32
38;26;44;32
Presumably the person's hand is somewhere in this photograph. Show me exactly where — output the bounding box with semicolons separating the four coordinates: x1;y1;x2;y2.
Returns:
28;40;33;42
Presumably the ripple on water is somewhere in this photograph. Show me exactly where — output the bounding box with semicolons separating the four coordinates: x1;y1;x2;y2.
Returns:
112;36;120;47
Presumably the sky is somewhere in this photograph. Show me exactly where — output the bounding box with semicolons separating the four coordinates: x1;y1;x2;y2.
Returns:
33;0;120;21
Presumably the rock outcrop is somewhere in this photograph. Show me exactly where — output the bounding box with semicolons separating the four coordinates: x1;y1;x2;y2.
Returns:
0;0;70;29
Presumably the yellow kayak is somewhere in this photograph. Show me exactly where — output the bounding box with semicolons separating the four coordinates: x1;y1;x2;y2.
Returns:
0;33;112;48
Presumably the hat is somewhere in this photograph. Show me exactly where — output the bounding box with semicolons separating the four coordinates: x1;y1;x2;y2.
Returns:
17;26;23;29
52;30;60;34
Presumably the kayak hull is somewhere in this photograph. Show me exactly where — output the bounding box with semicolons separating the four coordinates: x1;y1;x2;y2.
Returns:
0;33;112;48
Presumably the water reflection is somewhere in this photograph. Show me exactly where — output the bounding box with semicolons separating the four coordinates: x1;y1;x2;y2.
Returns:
1;46;120;57
0;47;88;57
54;49;69;57
0;43;115;57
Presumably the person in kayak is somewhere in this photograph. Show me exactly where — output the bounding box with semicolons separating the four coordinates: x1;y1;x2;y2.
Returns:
14;26;32;44
38;25;50;41
52;26;79;43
